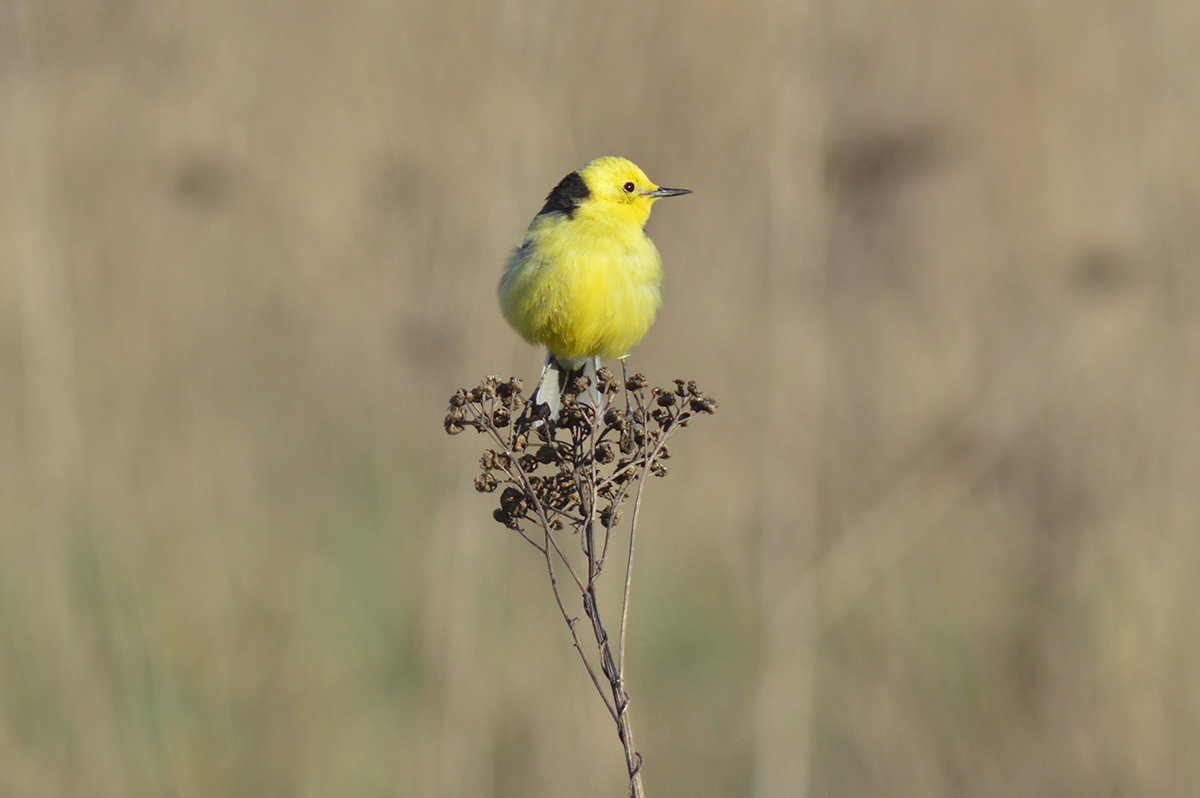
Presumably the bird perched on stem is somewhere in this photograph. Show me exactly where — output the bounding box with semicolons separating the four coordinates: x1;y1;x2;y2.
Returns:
499;156;691;415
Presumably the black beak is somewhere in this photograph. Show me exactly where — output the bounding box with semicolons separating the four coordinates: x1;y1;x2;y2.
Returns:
647;187;692;198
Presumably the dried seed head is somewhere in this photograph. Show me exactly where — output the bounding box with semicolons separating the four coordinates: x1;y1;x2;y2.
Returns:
450;374;715;529
495;379;518;400
500;486;528;516
560;403;590;426
596;367;618;394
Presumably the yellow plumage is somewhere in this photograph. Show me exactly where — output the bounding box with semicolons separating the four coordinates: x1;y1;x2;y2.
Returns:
499;156;690;410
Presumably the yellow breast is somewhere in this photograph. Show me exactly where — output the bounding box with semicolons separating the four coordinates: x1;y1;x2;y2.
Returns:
499;212;663;365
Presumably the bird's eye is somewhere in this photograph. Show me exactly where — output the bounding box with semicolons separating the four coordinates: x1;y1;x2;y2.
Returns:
623;181;636;193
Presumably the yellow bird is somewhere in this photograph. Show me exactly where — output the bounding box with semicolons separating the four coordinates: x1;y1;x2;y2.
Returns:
499;156;690;414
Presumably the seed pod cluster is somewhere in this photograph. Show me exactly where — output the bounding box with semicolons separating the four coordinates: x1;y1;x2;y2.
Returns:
445;368;717;535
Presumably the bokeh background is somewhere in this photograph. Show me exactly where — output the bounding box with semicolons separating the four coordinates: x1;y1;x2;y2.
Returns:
3;0;1199;795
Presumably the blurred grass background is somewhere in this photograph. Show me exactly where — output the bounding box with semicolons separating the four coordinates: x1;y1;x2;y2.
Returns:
3;0;1199;795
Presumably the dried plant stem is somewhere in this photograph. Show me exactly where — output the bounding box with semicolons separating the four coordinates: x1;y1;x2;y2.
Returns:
546;523;618;721
618;391;661;677
583;533;645;797
445;372;717;798
512;442;616;717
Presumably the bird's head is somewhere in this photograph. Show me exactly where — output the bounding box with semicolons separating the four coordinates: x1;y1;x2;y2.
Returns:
542;156;690;229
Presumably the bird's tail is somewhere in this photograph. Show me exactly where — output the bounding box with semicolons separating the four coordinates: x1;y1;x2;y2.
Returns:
533;353;603;418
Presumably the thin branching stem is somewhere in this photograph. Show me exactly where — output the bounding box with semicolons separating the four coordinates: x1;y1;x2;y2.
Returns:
444;371;717;798
544;522;619;721
515;462;587;593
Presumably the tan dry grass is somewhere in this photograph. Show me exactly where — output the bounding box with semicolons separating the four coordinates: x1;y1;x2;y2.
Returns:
3;0;1199;796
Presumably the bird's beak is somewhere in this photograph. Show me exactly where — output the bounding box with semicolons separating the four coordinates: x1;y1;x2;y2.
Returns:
647;186;692;198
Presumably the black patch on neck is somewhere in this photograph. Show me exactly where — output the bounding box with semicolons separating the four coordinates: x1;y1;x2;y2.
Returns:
537;171;590;218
